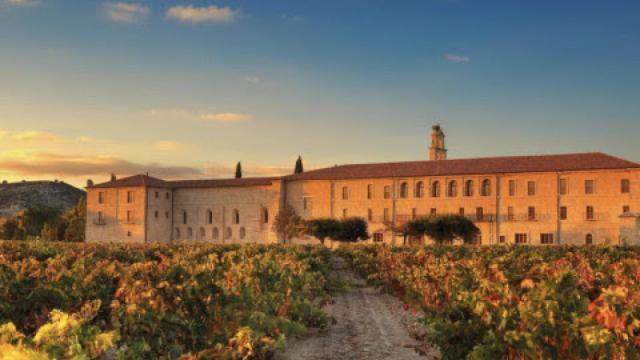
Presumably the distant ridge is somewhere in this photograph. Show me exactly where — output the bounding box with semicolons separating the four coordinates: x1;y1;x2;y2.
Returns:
0;180;85;218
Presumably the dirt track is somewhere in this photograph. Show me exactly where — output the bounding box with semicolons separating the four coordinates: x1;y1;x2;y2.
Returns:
276;256;439;360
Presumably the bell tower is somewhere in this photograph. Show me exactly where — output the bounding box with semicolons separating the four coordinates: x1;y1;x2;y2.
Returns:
429;124;447;161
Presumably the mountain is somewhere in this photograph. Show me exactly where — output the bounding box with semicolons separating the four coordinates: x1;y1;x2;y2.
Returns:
0;180;85;218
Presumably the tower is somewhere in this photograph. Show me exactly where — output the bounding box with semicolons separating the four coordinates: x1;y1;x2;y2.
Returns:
429;125;447;160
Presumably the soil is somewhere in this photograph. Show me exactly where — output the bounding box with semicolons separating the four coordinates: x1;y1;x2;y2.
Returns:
276;256;440;360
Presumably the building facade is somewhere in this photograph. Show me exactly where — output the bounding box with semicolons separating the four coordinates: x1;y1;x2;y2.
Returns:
86;126;640;246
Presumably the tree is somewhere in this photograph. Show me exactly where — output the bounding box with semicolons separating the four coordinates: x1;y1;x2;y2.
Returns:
335;217;369;242
235;162;242;179
305;218;340;244
272;205;306;244
294;156;304;174
405;215;479;245
39;198;86;242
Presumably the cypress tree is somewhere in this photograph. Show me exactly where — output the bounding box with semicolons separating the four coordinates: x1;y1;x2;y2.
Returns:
235;162;242;179
294;156;304;174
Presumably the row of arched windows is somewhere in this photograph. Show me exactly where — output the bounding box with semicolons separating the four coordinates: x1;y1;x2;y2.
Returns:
398;179;492;199
174;226;246;240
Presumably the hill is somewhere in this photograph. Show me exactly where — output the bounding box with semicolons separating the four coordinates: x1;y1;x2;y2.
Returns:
0;180;85;219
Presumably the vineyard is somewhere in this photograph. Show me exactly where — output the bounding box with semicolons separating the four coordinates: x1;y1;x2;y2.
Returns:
341;245;640;359
0;242;332;359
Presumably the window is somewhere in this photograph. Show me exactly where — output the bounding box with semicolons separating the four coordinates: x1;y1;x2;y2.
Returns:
481;179;491;196
448;180;458;197
225;227;232;239
126;210;134;224
459;208;465;216
415;181;425;198
207;210;213;224
384;186;392;199
342;186;349;200
585;180;595;194
464;180;474;197
342;208;348;218
97;211;105;225
430;208;437;216
183;210;187;225
373;232;384;243
508;180;516;196
399;182;409;198
383;208;390;222
199;227;205;238
431;181;441;198
212;227;219;240
98;192;105;204
127;231;132;237
367;184;374;199
411;208;417;219
262;208;269;224
476;207;484;221
367;209;373;221
621;179;630;193
187;227;193;238
559;179;568;195
527;181;536;196
528;207;536;221
560;206;568;220
515;233;528;244
154;210;159;219
175;228;181;238
155;191;159;199
585;233;593;245
623;205;630;214
507;207;514;221
586;206;595;220
499;236;506;244
540;233;554;245
303;197;312;211
239;227;246;240
232;209;240;224
127;191;135;203
165;211;169;219
166;192;170;200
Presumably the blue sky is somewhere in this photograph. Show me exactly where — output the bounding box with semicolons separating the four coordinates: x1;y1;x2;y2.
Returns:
0;0;639;186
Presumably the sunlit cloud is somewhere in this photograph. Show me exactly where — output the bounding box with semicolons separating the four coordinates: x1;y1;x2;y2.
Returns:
152;140;189;151
104;2;150;24
76;136;96;143
200;112;253;123
3;0;39;6
0;129;62;142
166;5;237;23
443;53;470;64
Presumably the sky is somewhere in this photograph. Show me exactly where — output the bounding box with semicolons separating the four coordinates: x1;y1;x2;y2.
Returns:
0;0;639;187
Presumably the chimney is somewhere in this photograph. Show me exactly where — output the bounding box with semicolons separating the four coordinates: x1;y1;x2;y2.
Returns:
87;179;94;187
429;124;447;161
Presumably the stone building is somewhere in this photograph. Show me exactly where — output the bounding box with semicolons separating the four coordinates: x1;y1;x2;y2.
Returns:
86;126;640;245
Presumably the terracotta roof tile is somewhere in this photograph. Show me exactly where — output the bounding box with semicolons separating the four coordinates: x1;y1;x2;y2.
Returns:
91;175;278;189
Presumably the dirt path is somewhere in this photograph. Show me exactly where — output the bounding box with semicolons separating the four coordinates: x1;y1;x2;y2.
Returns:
276;256;439;360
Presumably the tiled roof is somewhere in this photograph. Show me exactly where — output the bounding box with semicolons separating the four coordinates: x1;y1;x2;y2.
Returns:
90;175;278;189
285;152;640;181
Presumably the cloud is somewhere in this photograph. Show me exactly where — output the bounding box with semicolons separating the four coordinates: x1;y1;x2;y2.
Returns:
152;140;189;151
443;53;470;64
0;129;61;142
3;0;39;6
166;5;237;23
76;136;96;143
200;112;252;123
242;76;262;85
104;2;150;24
0;152;203;179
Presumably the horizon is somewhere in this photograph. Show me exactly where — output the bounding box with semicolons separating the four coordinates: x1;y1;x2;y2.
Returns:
1;0;639;187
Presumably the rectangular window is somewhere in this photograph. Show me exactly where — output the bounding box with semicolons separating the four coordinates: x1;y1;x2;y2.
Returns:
411;208;417;219
540;233;554;244
560;206;568;220
623;205;630;214
508;180;516;196
528;206;536;221
383;208;390;222
383;185;392;199
303;197;312;211
154;210;159;219
342;208;348;218
367;184;374;199
98;192;105;204
527;181;536;196
155;191;159;199
476;207;484;221
342;187;349;200
126;210;134;223
515;233;528;244
165;211;169;219
430;208;437;216
621;179;630;193
367;208;373;221
559;178;568;195
166;192;170;199
507;206;514;221
373;233;384;242
499;235;506;244
97;211;105;225
586;206;595;220
585;180;595;194
459;208;465;216
127;191;134;203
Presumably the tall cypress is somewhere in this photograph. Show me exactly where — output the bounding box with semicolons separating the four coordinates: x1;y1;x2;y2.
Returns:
294;156;304;174
235;162;242;178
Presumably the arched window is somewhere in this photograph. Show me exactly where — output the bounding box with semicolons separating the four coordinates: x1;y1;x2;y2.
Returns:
448;180;458;197
199;227;205;238
182;210;188;225
212;227;219;240
399;182;409;198
481;179;491;196
175;227;181;238
262;208;269;224
232;209;240;225
415;181;424;198
431;181;441;198
464;180;474;197
207;210;213;224
187;227;193;238
239;227;246;240
586;233;593;245
225;227;232;239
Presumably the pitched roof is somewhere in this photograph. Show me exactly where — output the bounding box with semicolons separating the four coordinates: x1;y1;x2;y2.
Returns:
286;152;640;181
90;175;278;189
